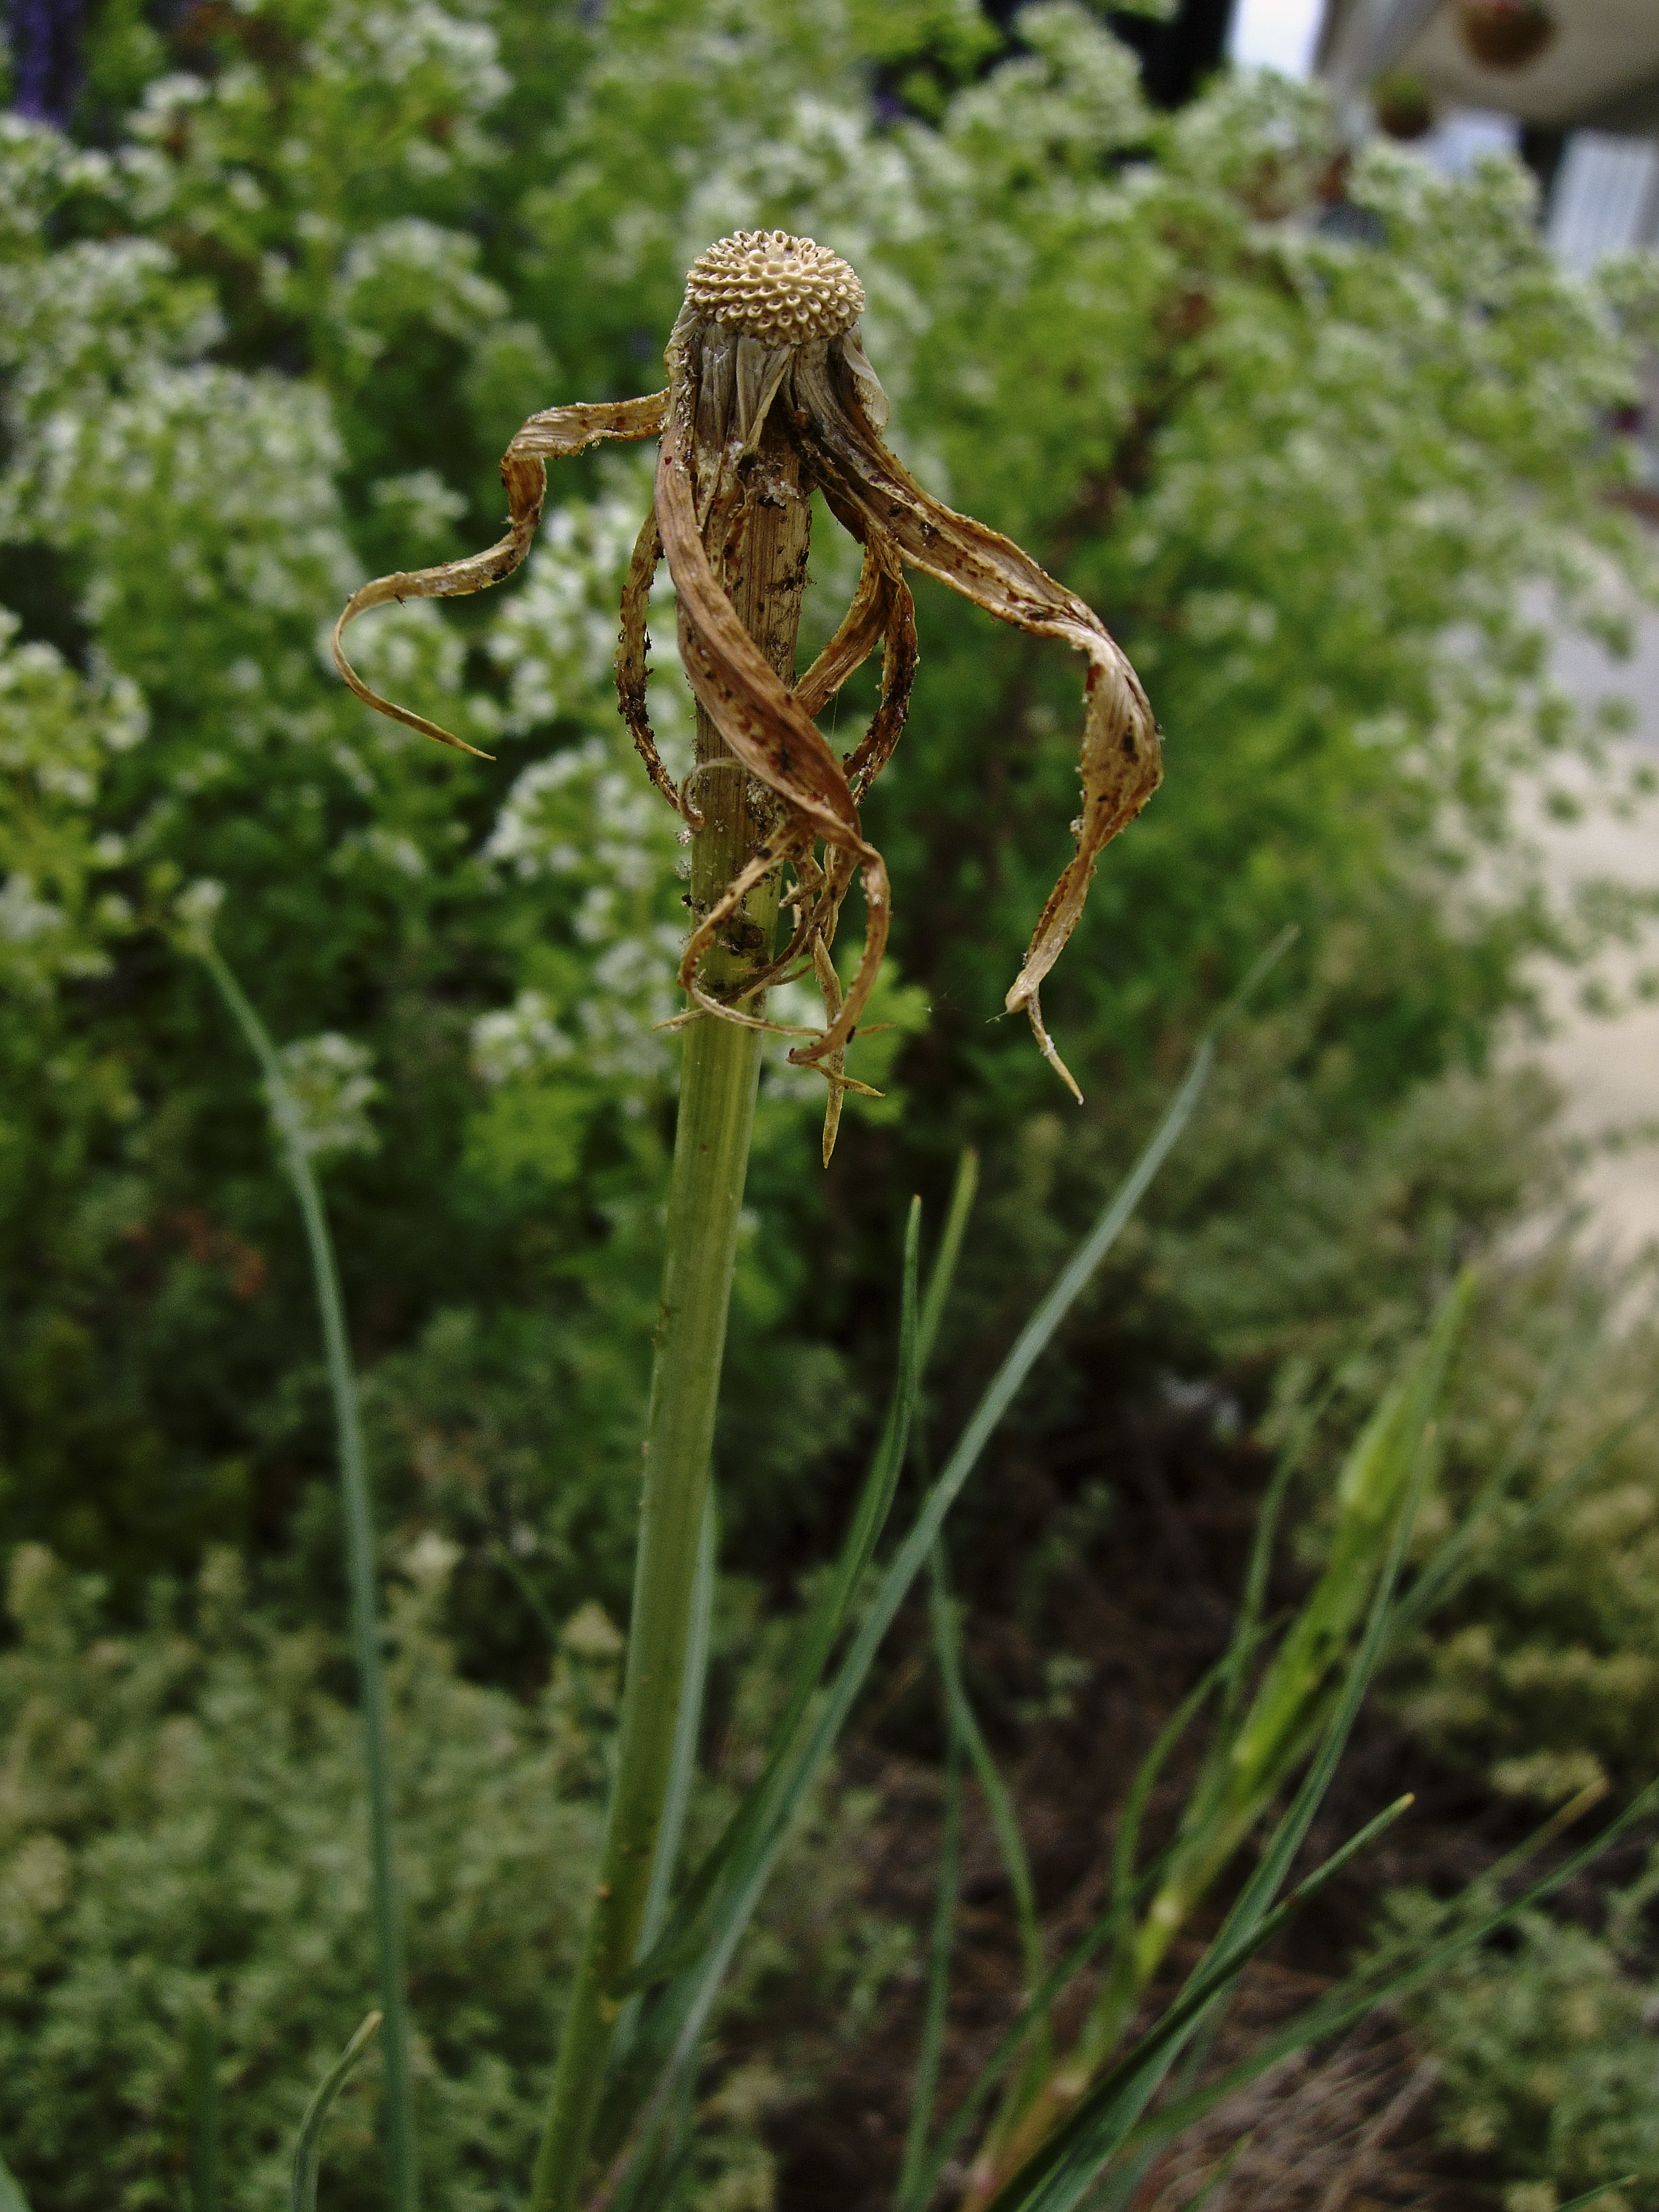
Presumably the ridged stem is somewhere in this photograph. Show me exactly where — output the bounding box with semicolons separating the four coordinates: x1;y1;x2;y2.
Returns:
531;422;813;2212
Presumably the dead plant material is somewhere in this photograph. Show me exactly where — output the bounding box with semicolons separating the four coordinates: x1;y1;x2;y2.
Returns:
1134;2002;1446;2212
332;231;1161;1121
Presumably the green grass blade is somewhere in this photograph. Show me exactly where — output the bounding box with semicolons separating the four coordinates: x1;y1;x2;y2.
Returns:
901;1848;1183;2212
912;1539;1053;2179
1115;1648;1243;1928
0;2153;31;2212
201;945;419;2212
918;1149;980;1371
606;958;1290;2192
492;1537;566;1648
896;1545;968;2212
625;1199;925;1996
1557;2182;1641;2212
1212;1364;1345;1752
1214;1277;1470;1859
593;1201;928;2167
1183;2130;1252;2210
1119;1776;1659;2166
291;2012;383;2212
985;1282;1470;2212
655;1028;1217;1990
937;1573;1046;2083
978;1797;1415;2212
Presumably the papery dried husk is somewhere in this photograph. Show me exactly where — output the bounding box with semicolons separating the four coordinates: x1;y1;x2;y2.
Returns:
792;344;1161;1100
615;508;683;813
654;367;893;1068
331;392;669;753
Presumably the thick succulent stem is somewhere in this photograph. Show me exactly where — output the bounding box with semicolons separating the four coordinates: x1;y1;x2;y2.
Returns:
531;421;812;2212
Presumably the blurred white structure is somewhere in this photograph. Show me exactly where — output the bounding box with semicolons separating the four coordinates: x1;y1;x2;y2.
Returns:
1230;0;1326;75
1310;0;1659;258
1548;129;1659;264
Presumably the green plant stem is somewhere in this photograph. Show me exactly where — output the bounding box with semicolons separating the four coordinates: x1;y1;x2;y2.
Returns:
201;947;418;2212
532;414;813;2212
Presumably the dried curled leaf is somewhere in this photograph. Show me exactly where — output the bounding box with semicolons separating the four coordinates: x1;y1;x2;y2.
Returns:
792;345;1161;1099
331;393;668;754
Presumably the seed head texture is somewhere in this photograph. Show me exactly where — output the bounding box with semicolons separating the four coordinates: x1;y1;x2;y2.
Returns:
682;231;864;344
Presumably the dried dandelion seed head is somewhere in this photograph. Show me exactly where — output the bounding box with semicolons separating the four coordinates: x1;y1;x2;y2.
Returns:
331;231;1162;1146
681;229;864;345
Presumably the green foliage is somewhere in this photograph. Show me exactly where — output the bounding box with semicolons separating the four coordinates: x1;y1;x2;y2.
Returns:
1391;1883;1659;2205
0;1541;596;2212
0;1540;894;2212
1396;1275;1659;1812
4;5;1659;2197
1;0;1652;1640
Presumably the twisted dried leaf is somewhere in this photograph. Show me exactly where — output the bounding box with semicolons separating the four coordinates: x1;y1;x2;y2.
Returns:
615;507;683;813
795;347;1160;1098
332;393;668;753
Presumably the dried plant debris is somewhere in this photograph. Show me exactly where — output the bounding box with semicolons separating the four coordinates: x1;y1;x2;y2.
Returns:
1137;2004;1446;2212
333;230;1161;1115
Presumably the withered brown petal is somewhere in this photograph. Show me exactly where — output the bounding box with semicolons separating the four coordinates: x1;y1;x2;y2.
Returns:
655;387;860;849
655;380;894;1069
615;507;683;813
797;349;1161;1097
331;392;670;753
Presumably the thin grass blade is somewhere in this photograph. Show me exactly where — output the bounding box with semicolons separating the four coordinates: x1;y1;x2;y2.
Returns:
0;2153;30;2212
202;946;419;2212
593;1202;927;2165
919;1149;980;1371
627;1200;926;1992
291;2012;383;2212
896;1545;968;2211
1212;1363;1347;1751
976;1796;1415;2212
1119;1775;1659;2165
606;949;1291;2190
1557;2182;1641;2212
983;1280;1470;2212
902;1846;1184;2212
1183;2129;1253;2210
936;1565;1047;2101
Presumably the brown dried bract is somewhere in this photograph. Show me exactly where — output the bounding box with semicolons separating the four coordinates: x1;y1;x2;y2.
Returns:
331;228;1161;1119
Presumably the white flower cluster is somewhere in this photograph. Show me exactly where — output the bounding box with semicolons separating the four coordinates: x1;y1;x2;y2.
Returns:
0;613;147;998
269;1032;382;1159
487;476;692;761
476;732;686;1099
333;218;510;373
